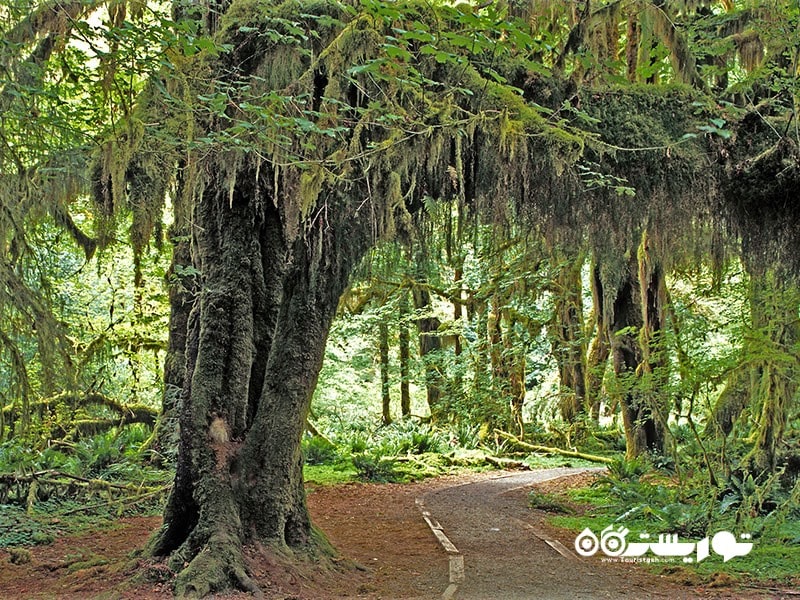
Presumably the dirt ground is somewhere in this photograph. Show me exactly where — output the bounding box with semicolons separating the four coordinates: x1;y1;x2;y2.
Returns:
0;470;796;599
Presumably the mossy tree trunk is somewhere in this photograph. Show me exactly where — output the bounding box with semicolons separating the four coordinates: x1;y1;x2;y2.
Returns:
379;320;392;425
745;271;799;473
147;168;371;596
550;253;588;423
398;290;411;418
504;313;527;437
636;231;670;445
605;255;665;459
153;214;194;461
412;280;445;421
712;271;799;474
586;262;610;423
487;292;524;433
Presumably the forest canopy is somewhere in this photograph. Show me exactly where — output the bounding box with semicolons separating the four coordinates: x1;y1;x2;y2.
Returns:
1;0;799;596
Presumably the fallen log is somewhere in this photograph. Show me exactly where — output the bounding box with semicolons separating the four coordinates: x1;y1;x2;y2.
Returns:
494;430;614;465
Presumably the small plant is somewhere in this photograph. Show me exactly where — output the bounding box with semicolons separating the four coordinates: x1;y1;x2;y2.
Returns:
528;491;575;514
302;436;339;465
352;452;399;482
349;436;368;454
603;455;650;483
8;548;32;565
450;422;480;449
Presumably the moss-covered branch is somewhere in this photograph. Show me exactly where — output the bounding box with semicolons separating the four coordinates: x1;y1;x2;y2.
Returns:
494;429;614;464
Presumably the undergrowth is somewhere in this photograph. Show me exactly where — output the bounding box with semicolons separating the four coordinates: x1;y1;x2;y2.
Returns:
540;455;800;586
0;425;171;548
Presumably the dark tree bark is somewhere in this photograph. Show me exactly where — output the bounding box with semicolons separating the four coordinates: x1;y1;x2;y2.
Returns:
147;165;374;596
604;255;666;459
398;291;411;418
152;223;194;460
412;281;444;420
379;320;392;425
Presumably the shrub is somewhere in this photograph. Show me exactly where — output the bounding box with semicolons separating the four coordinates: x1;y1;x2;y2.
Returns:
352;452;399;482
302;436;339;465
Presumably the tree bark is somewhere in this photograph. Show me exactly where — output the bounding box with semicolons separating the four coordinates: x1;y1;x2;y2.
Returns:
486;293;517;432
585;262;609;423
412;278;444;420
604;254;665;459
147;167;372;596
398;291;411;418
504;313;527;437
745;270;799;473
379;320;392;425
152;223;194;461
551;254;587;423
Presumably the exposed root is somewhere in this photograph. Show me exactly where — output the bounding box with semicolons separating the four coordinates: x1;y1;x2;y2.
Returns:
174;531;262;599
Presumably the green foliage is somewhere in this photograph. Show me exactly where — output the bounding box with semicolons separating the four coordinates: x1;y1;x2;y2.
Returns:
303;463;357;485
0;427;169;508
528;490;575;514
0;506;57;547
0;3;798;593
602;455;651;484
302;436;340;466
351;452;399;482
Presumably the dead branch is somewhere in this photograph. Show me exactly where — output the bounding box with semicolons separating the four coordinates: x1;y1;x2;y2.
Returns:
494;429;614;464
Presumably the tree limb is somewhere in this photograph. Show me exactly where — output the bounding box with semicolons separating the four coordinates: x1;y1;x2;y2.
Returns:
494;429;614;464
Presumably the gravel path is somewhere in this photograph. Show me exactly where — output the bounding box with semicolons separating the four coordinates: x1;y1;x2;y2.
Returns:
418;468;701;600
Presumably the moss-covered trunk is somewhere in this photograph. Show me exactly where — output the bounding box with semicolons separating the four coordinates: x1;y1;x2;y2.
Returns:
551;254;588;423
379;320;392;425
412;282;445;421
605;256;665;459
745;271;799;473
398;291;411;418
148;168;369;595
152;224;194;460
586;262;610;423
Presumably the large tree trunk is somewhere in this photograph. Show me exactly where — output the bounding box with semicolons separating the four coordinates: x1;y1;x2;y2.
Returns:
147;168;370;596
152;220;194;461
605;254;665;459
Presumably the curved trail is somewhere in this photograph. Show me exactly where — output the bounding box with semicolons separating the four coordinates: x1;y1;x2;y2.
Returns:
418;468;686;600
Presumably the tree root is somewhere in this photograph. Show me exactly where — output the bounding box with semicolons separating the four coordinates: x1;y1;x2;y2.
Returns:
173;531;263;599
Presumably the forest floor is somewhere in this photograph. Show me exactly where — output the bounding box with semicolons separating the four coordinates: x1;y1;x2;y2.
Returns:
0;468;796;599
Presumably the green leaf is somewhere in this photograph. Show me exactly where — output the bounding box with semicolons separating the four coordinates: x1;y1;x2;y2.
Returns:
434;51;452;64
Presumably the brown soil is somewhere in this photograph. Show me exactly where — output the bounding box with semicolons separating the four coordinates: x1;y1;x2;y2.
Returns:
0;470;795;599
